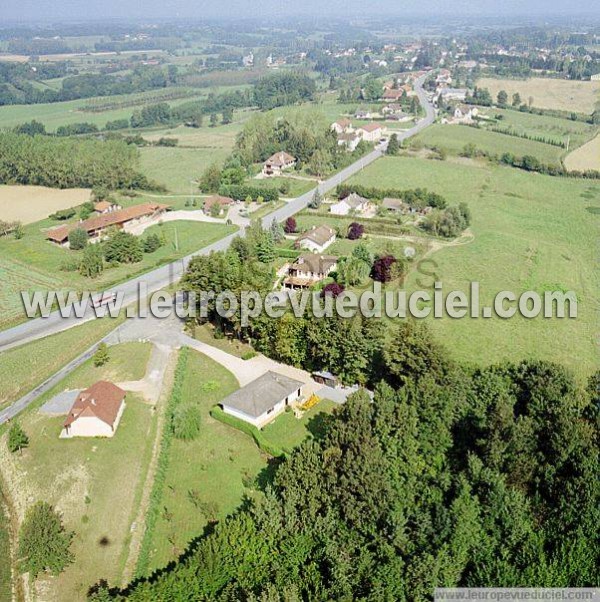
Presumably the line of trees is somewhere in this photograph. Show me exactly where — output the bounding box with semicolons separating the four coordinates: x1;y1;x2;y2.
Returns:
0;132;153;190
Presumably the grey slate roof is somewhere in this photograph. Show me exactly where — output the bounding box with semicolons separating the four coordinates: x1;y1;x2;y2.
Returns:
220;371;304;418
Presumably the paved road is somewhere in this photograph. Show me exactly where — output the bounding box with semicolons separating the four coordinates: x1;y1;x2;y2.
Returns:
0;74;435;354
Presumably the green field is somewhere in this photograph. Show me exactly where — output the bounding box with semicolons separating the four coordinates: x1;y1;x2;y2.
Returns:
0;489;11;602
0;344;155;601
0;316;124;407
262;398;339;453
0;214;236;330
146;349;266;571
414;124;565;166
484;108;597;151
347;155;599;378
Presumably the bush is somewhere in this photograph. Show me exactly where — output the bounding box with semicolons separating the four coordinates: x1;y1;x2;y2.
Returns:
347;222;364;240
241;351;257;360
50;208;76;221
104;230;142;264
68;227;88;250
172;403;201;441
7;422;29;453
18;502;74;579
143;233;162;253
284;217;297;234
93;343;110;367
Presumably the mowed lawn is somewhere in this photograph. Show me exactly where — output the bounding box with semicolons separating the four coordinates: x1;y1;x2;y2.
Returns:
0;216;236;329
147;349;267;572
414;123;565;165
0;343;156;601
0;315;124;407
476;77;600;114
348;156;599;378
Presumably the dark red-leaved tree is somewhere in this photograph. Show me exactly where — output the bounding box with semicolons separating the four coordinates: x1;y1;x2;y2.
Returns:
347;222;364;240
321;282;345;297
371;255;396;283
284;217;297;234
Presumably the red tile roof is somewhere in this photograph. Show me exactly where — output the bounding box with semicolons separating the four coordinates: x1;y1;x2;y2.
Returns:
358;123;383;133
63;381;125;429
47;203;168;243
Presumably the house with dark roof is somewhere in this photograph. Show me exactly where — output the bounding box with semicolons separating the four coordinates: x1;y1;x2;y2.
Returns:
295;225;336;253
283;254;338;289
219;371;304;427
60;381;126;438
262;151;296;177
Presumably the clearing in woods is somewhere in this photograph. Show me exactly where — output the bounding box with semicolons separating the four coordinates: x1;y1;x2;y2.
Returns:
476;77;600;114
0;185;90;224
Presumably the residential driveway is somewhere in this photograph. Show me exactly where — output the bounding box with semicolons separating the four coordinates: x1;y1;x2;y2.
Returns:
39;389;80;415
117;343;172;403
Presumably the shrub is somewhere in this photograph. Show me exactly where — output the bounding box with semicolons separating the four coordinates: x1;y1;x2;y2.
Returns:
69;228;88;250
322;283;345;298
7;422;29;453
143;233;162;253
241;351;257;360
18;502;74;579
104;230;142;264
172;403;201;441
50;208;76;221
371;255;397;283
284;217;297;234
93;343;110;367
347;222;364;240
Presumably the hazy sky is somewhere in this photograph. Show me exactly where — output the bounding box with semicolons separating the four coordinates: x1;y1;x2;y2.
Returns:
0;0;595;22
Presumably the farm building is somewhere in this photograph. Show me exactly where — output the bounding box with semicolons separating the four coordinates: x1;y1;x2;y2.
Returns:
47;203;168;247
61;381;126;438
295;225;336;253
219;371;304;428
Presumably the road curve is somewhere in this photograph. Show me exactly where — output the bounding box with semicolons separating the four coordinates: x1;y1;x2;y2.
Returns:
0;74;435;354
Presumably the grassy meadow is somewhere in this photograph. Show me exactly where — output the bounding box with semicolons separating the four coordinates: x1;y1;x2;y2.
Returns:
348;155;599;379
145;349;265;571
414;123;566;165
0;343;156;601
476;77;600;114
0;315;124;407
0;213;236;330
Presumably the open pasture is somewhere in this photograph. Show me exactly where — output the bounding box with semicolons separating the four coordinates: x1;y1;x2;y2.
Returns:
0;185;90;224
476;77;600;114
348;155;599;378
564;133;600;172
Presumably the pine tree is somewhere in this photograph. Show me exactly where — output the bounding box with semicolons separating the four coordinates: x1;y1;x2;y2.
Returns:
386;133;400;156
256;232;275;264
7;422;29;453
93;343;110;367
308;189;323;209
270;218;285;243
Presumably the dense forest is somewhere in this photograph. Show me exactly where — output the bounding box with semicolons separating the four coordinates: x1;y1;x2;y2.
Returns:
0;132;151;189
97;326;599;599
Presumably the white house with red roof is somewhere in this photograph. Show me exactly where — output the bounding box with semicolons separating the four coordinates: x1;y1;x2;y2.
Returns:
356;123;387;142
60;381;126;438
